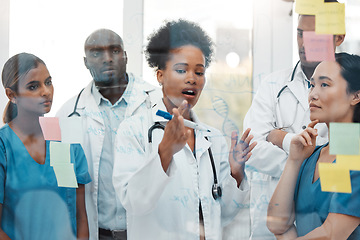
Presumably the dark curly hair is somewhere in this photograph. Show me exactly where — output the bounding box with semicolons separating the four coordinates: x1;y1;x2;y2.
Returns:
145;19;214;71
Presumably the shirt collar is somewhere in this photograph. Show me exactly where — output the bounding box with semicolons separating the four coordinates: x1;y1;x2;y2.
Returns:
292;62;311;88
91;74;134;106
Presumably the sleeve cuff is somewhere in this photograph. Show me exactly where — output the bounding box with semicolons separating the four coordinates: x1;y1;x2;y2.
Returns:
238;173;250;191
282;133;296;154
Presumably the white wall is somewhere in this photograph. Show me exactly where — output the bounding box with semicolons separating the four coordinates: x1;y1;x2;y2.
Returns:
252;0;294;94
123;0;144;77
0;0;10;127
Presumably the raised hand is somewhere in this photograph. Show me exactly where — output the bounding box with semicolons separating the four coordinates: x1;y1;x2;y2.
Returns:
158;101;191;172
229;128;257;186
288;120;319;164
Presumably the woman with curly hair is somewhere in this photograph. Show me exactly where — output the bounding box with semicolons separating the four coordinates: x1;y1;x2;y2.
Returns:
112;19;256;239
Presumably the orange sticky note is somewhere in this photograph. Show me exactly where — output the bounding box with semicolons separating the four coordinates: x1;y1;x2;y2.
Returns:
336;155;360;171
319;163;351;193
315;2;346;35
39;117;61;141
303;31;335;62
295;0;323;15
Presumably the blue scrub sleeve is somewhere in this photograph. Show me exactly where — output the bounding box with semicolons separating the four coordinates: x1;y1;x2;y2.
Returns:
71;144;91;185
329;170;360;218
0;138;6;204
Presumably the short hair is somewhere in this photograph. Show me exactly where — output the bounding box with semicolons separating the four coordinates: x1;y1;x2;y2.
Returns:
84;29;124;52
335;52;360;123
145;19;214;71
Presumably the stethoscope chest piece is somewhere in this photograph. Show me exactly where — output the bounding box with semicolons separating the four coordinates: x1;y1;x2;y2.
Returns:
212;183;222;200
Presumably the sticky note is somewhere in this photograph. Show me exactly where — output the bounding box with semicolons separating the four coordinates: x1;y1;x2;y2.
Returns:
53;163;78;188
50;142;71;166
295;0;323;15
319;163;351;193
329;123;360;155
39;117;61;141
59;117;83;143
315;2;346;35
337;155;360;171
303;31;335;62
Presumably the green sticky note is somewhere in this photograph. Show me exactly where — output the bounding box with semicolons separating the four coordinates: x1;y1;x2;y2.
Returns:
315;2;346;35
337;155;360;171
295;0;323;15
319;163;351;193
53;163;78;188
329;122;360;155
50;142;71;166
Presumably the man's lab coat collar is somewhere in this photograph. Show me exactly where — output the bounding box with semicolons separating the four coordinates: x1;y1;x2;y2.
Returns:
285;63;309;111
76;73;157;123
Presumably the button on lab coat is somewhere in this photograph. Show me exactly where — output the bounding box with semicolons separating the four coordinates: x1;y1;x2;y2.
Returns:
56;73;162;239
113;99;249;240
241;67;328;239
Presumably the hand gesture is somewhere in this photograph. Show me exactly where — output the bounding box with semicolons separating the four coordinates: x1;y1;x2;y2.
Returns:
158;101;191;171
229;128;257;186
288;120;319;164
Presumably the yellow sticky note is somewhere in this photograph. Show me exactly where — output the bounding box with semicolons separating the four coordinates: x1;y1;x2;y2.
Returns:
337;155;360;171
315;2;346;35
295;0;323;15
319;163;351;193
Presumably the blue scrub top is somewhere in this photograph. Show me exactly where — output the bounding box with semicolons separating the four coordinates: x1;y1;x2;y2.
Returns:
294;144;360;239
0;124;91;240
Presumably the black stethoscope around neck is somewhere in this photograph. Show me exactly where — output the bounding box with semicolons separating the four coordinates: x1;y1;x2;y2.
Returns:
69;88;222;200
148;121;222;200
276;60;301;98
68;88;85;117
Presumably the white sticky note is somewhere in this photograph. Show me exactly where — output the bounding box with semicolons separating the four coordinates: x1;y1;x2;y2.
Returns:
59;117;83;143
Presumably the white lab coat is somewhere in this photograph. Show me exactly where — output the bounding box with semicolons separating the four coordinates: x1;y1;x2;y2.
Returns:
56;73;162;240
112;99;249;240
241;66;328;239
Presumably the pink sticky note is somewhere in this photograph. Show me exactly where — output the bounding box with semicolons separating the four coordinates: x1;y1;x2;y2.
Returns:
39;117;61;141
303;31;335;62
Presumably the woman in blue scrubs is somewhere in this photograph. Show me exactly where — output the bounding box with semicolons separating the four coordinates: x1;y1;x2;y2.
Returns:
0;53;91;240
267;53;360;239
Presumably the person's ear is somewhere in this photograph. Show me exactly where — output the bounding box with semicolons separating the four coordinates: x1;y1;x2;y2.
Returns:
156;70;164;86
5;88;17;104
123;51;128;64
84;57;89;69
351;91;360;106
335;34;345;47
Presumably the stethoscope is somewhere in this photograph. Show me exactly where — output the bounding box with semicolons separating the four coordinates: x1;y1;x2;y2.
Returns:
69;87;222;200
68;73;129;118
68;88;85;117
147;118;222;200
274;60;301;130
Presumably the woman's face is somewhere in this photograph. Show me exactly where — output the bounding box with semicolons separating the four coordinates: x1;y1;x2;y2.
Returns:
157;45;206;113
309;61;357;124
12;63;53;116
